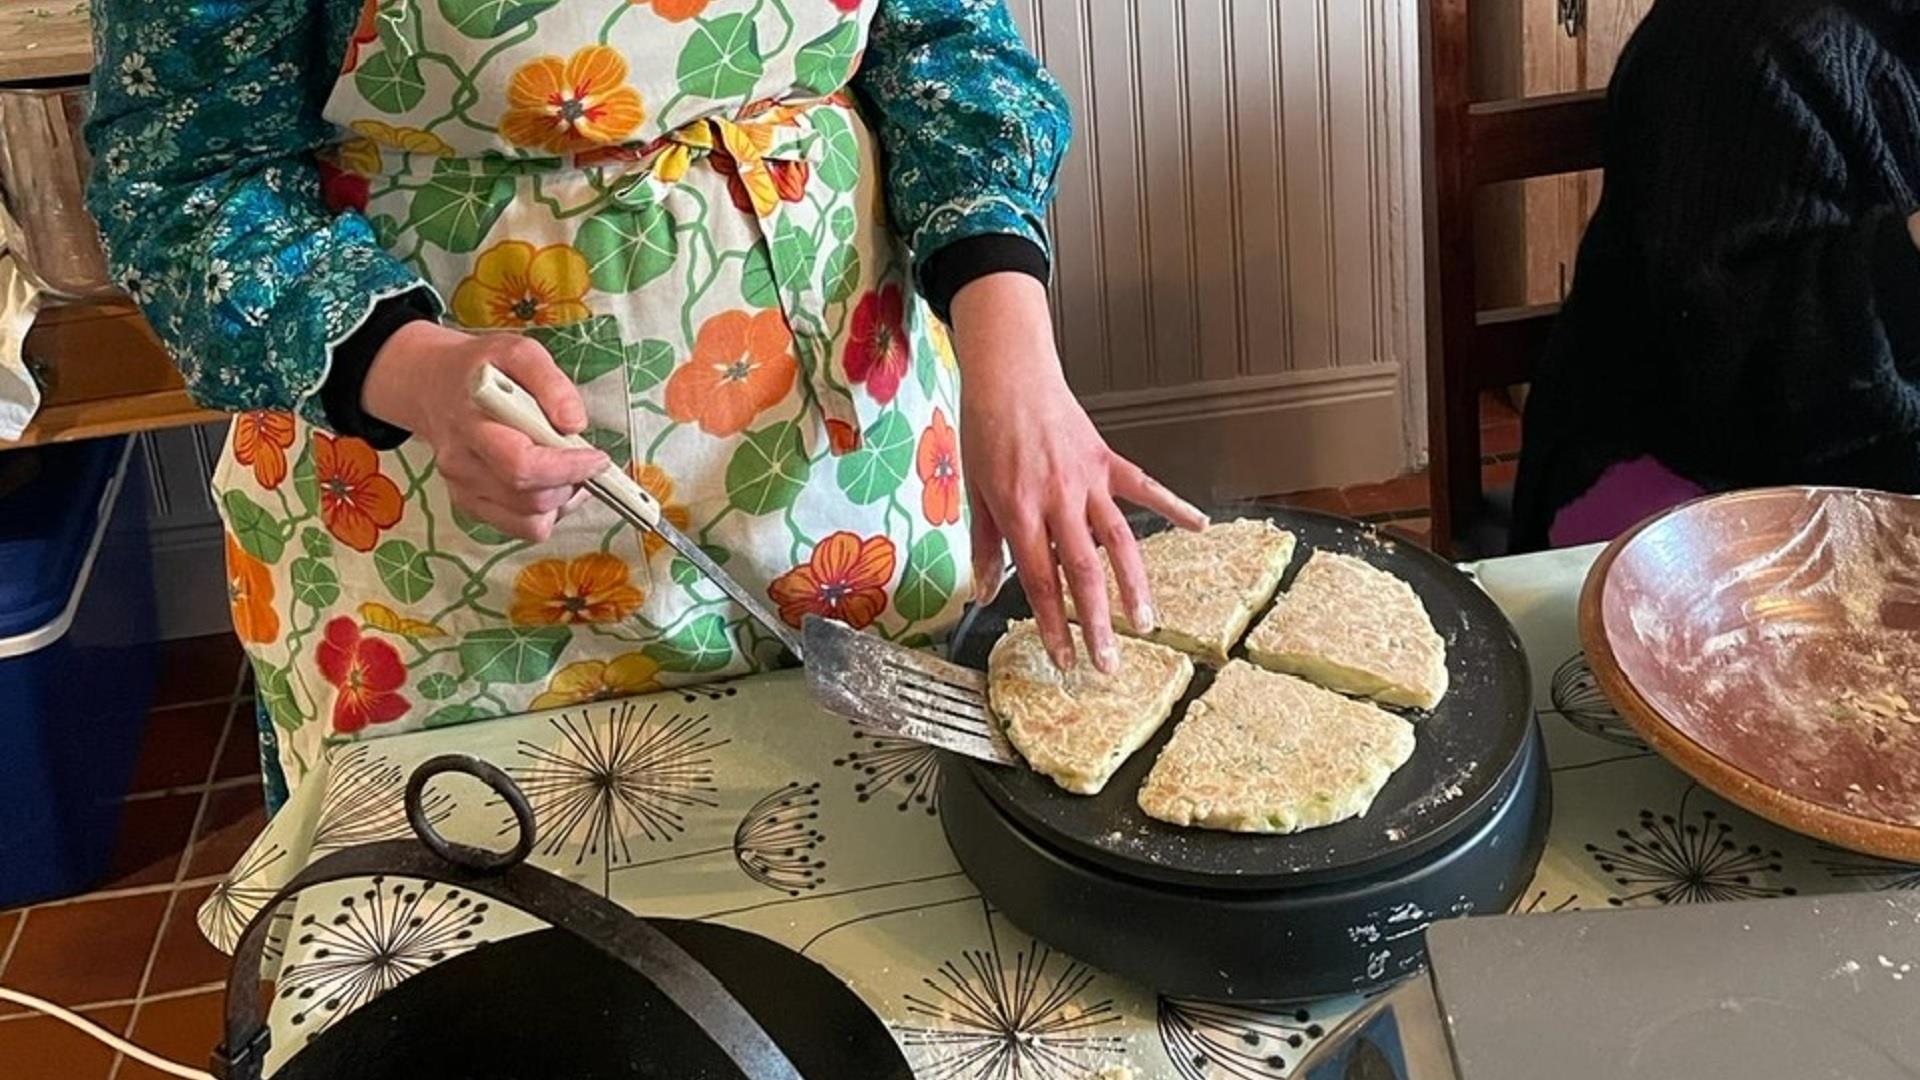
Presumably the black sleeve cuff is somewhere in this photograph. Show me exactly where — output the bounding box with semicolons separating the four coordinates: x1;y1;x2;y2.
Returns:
919;234;1049;324
320;288;438;450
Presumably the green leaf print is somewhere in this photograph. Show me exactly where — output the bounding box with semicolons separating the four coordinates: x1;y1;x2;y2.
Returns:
644;613;734;673
354;51;427;114
437;0;556;38
529;315;627;385
577;202;678;293
835;411;914;505
725;420;811;515
453;505;516;546
772;217;816;296
669;544;732;586
915;344;939;399
676;14;765;99
257;664;301;732
581;427;632;464
408;167;515;254
794;20;860;96
824;244;861;304
300;526;333;558
896;532;956;621
628;339;675;395
425;704;489;728
223;490;288;564
374;0;416;51
374;539;435;603
290;557;342;609
741;241;780;309
419;672;459;701
292;444;319;516
813;109;861;193
458;626;571;684
828;206;856;242
368;212;404;249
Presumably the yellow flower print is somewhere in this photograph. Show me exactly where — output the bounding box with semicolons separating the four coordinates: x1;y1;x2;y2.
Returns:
334;136;382;176
530;653;663;710
929;319;958;372
357;601;447;639
451;240;592;329
501;45;646;156
349;119;455;157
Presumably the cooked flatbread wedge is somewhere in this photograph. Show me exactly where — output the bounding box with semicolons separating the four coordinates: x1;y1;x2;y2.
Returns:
988;619;1194;795
1066;518;1297;666
1137;661;1416;833
1246;550;1449;710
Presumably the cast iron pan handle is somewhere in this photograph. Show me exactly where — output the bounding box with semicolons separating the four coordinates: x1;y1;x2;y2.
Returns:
213;754;804;1080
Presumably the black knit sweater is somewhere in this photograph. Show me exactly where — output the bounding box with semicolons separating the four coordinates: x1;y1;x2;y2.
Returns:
1509;0;1920;551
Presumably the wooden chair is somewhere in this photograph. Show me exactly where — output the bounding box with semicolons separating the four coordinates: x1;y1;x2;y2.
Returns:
1419;0;1609;557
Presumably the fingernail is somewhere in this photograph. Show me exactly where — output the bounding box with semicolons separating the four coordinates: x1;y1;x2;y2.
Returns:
974;571;1003;607
1132;603;1156;633
1095;641;1120;674
1050;643;1075;670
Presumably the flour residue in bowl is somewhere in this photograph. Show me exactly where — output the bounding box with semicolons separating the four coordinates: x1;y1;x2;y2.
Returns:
1608;490;1920;824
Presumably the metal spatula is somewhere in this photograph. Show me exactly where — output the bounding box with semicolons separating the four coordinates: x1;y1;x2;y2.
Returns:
802;616;1018;766
469;365;804;661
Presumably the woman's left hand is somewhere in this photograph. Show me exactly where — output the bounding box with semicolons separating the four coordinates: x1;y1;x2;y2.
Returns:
950;273;1208;675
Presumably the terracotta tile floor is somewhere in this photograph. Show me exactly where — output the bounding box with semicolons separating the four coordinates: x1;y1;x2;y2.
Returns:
0;634;257;1079
0;391;1527;1075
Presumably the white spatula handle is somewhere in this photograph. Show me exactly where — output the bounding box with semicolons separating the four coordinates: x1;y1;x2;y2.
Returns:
469;364;663;528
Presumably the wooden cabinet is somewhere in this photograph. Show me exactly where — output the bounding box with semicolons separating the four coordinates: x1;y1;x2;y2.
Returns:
1;301;220;449
1471;0;1651;308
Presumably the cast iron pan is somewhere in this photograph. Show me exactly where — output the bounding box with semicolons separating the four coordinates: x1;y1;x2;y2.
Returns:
274;921;912;1079
948;505;1533;891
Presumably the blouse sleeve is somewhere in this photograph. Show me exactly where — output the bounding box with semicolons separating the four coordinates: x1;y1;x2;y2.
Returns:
85;0;435;426
850;0;1072;292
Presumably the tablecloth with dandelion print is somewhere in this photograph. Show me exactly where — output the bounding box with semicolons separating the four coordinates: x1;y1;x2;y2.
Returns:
198;543;1919;1078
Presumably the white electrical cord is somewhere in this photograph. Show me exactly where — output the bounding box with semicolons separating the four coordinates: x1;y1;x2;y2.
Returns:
0;985;216;1080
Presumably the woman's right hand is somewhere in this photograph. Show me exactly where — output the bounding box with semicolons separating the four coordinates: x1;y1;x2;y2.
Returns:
361;322;608;542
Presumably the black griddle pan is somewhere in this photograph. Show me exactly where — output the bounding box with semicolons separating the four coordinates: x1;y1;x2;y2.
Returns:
947;505;1534;892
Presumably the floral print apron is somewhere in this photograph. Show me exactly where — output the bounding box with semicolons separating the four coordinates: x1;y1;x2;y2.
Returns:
217;0;971;788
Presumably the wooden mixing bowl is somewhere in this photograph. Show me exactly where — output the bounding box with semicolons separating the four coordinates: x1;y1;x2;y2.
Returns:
1580;487;1920;859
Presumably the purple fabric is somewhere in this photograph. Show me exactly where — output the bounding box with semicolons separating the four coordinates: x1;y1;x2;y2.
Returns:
1547;456;1705;548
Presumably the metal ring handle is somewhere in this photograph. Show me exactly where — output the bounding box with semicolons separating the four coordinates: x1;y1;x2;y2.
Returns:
406;754;536;874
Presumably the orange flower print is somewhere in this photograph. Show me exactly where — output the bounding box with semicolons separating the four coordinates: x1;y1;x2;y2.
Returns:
708;120;810;219
825;418;861;456
501;45;646;156
916;408;961;526
629;463;692;558
317;617;410;734
844;284;910;404
511;552;646;626
530;653;662;709
632;0;710;20
313;433;405;553
224;531;279;646
232;410;296;489
342;0;381;74
665;309;798;436
451;241;592;329
769;532;896;629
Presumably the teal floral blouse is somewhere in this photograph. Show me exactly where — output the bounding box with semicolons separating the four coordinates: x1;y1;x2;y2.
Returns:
84;0;1070;428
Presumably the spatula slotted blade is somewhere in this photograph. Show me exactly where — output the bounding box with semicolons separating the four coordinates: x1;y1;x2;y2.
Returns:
802;616;1018;767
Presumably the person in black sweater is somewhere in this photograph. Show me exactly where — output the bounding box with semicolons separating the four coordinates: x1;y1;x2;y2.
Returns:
1510;0;1920;551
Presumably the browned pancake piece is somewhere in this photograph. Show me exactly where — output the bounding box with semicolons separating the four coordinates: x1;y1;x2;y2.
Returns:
1137;661;1416;832
1246;550;1449;710
988;619;1194;795
1066;518;1297;666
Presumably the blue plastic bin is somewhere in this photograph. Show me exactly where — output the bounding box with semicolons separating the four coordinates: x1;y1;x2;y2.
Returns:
0;436;159;906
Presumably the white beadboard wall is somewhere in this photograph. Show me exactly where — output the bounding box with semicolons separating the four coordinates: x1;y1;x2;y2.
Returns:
1007;0;1425;499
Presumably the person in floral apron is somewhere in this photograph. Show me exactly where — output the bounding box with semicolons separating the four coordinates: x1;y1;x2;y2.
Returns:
87;0;1204;802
